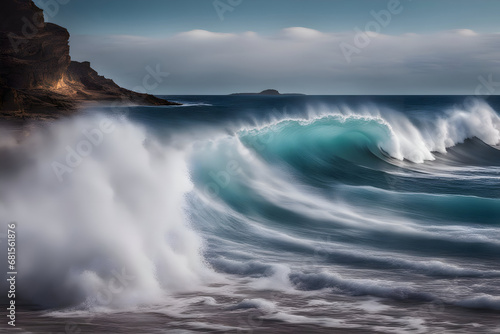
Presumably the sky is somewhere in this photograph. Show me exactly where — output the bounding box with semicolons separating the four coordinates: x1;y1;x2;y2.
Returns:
34;0;500;95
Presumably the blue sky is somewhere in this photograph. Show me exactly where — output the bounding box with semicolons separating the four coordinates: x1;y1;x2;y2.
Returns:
36;0;500;36
33;0;500;94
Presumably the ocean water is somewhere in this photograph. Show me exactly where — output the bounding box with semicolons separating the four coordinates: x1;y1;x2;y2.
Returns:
1;95;500;333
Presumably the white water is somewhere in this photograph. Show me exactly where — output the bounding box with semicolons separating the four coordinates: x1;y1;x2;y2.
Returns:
0;116;218;309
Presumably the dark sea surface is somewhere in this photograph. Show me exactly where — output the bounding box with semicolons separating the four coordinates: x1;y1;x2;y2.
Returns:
1;96;499;333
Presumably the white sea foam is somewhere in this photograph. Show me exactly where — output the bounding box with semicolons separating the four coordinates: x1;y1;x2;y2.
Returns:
0;115;219;308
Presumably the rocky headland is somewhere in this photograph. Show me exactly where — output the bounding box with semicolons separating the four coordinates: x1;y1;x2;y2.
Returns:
0;0;179;121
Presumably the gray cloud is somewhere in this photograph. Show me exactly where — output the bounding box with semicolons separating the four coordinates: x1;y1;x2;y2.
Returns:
70;28;500;95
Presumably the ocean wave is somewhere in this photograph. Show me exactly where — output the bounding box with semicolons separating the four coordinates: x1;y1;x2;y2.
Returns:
238;100;500;165
1;96;499;325
455;294;500;311
289;271;434;301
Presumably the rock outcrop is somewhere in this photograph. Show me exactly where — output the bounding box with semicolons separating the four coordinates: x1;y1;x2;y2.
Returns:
0;0;179;120
230;89;305;96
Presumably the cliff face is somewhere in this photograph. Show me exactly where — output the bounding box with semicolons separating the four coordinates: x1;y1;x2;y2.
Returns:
0;3;70;90
0;0;179;120
65;61;176;106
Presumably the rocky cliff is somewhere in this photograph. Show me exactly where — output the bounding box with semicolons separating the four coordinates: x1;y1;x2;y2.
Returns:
0;0;179;120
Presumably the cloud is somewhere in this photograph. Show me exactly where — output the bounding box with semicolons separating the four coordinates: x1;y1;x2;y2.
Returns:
280;27;324;39
69;28;500;95
176;30;235;39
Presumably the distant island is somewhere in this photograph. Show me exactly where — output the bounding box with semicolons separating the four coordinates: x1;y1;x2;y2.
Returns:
230;89;305;96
